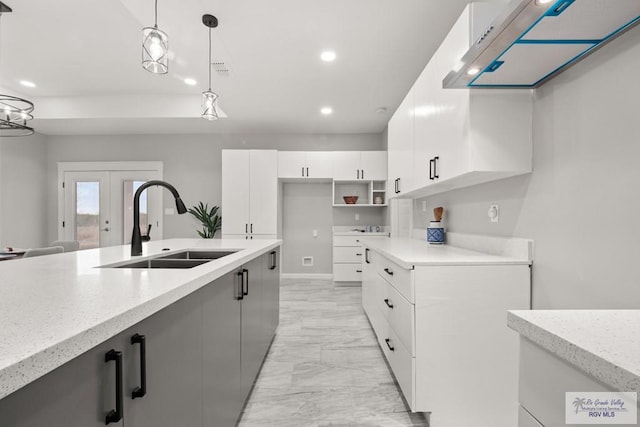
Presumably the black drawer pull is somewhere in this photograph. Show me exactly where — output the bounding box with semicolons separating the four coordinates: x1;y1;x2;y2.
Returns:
356;269;362;273
269;250;277;270
385;338;395;352
131;334;147;399
105;349;123;425
384;298;394;309
356;253;362;256
384;268;394;276
365;248;370;264
242;268;249;296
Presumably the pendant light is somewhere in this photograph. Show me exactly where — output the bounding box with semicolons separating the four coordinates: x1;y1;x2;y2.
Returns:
142;0;168;74
201;14;219;120
0;2;34;137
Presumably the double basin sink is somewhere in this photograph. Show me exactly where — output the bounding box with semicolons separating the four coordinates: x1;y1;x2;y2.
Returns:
113;250;238;269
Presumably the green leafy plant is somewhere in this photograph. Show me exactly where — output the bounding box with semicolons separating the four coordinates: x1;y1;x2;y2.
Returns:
188;202;222;238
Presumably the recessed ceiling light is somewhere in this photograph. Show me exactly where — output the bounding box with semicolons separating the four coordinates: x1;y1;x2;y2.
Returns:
321;107;333;115
320;51;336;62
184;78;197;86
467;67;480;76
19;80;36;88
536;0;554;4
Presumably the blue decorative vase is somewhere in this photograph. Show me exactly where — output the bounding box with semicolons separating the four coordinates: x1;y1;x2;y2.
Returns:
427;221;445;244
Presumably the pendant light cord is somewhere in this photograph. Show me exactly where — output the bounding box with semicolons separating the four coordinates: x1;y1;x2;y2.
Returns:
208;27;212;90
154;0;158;27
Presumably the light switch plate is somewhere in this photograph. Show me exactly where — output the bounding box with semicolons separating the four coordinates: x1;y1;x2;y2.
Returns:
488;204;499;223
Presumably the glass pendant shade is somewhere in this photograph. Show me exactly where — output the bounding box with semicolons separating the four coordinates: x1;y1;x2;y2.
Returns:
201;90;219;120
142;26;168;74
0;95;34;137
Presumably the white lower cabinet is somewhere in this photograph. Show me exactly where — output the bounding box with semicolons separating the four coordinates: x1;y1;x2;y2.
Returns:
362;245;531;427
332;234;386;282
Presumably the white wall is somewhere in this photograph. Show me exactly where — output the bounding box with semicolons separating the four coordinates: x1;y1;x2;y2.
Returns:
0;133;48;248
45;133;384;243
414;26;640;309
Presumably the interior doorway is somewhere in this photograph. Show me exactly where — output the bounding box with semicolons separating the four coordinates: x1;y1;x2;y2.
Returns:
58;162;163;249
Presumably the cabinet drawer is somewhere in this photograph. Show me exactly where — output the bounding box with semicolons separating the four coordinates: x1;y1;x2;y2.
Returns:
333;246;365;264
518;406;544;427
377;258;414;303
385;283;415;357
333;235;364;247
333;263;363;282
379;326;415;409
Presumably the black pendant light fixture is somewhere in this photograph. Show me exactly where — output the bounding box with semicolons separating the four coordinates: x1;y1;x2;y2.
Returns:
142;0;168;74
0;2;34;137
201;14;219;120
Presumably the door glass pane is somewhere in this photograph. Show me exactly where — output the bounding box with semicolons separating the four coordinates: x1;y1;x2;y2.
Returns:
76;182;100;250
123;181;148;244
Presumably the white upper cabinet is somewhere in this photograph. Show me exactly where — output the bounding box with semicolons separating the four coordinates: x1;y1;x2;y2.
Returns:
222;150;278;237
278;151;333;179
388;89;415;197
333;151;387;181
391;3;532;199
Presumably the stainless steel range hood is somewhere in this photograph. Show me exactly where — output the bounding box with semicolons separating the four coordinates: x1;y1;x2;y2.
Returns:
443;0;640;89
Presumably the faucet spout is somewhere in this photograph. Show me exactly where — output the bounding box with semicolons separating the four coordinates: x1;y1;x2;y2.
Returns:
131;180;187;256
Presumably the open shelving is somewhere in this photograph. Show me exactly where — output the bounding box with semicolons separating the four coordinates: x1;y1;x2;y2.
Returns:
332;180;387;207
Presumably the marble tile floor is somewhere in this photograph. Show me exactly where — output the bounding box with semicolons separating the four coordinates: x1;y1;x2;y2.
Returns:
238;278;428;427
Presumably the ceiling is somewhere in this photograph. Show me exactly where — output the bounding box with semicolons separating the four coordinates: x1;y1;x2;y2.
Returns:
0;0;508;136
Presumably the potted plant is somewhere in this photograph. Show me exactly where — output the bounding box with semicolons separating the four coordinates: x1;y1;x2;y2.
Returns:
188;202;222;238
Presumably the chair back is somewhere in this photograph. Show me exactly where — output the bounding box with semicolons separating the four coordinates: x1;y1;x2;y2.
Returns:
50;240;80;253
22;246;64;258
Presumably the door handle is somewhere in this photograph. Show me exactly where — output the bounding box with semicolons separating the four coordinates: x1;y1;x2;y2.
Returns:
396;178;401;193
236;271;244;300
245;223;248;233
242;268;249;296
105;349;123;425
250;223;253;233
429;158;434;180
301;167;304;177
434;156;439;179
269;251;277;270
365;248;370;264
361;169;364;179
357;169;360;179
131;334;147;399
384;298;394;309
306;167;309;177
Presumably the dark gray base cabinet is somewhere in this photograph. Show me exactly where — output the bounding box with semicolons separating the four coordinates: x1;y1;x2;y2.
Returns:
0;249;280;427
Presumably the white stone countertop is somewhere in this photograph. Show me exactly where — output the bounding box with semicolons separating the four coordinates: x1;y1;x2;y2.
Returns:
0;238;281;400
508;310;640;393
359;237;531;269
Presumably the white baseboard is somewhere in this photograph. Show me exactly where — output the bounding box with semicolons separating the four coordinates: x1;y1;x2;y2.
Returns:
281;273;333;280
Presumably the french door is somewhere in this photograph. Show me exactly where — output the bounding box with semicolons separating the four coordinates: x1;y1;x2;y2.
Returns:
59;163;163;249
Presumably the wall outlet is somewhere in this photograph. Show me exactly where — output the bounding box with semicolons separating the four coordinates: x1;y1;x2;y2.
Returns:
302;256;313;267
488;204;500;223
355;213;359;221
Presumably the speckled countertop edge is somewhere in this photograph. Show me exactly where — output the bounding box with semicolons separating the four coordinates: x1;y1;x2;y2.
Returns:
508;310;640;393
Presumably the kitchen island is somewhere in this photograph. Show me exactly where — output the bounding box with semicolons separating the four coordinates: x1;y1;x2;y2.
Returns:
0;238;281;426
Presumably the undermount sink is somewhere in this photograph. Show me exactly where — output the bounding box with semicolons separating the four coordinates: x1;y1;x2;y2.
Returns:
108;250;238;269
158;250;237;260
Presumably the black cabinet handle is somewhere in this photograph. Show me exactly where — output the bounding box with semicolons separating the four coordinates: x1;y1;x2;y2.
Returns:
269;250;277;270
384;298;394;309
301;167;304;177
131;334;147;399
245;223;248;233
385;338;395;352
434;156;439;179
236;271;244;300
361;169;364;179
384;268;394;276
250;223;253;233
356;253;362;256
396;178;401;193
365;248;370;264
356;269;362;273
306;167;309;177
242;268;249;296
357;169;360;179
105;350;123;425
429;158;434;180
